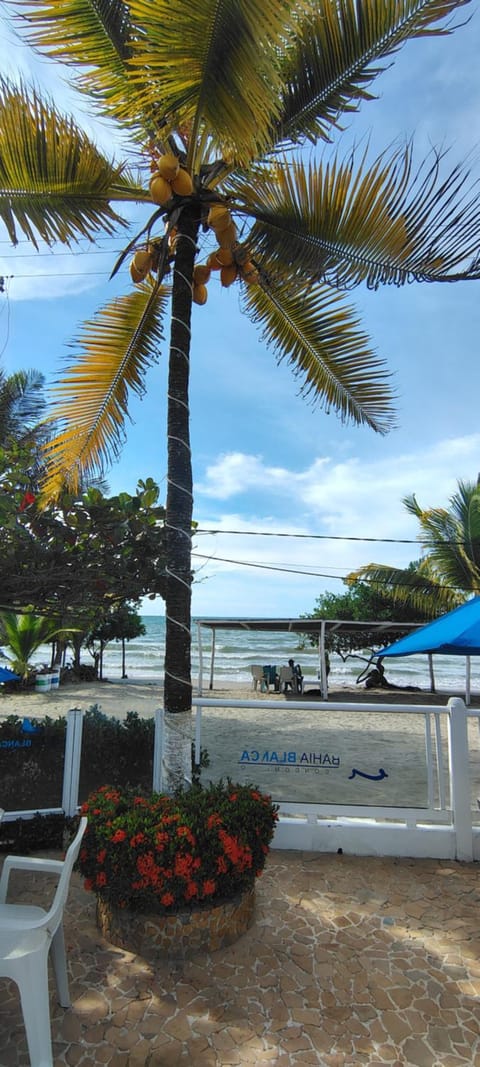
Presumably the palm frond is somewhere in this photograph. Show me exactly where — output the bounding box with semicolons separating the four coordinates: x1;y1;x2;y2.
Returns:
242;277;395;433
8;0;154;129
0;79;148;247
231;146;480;288
403;484;480;591
346;562;464;615
275;0;471;148
40;282;168;499
126;0;296;167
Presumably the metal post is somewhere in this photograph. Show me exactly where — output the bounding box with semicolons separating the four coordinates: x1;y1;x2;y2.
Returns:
153;707;164;793
447;697;473;861
197;620;203;695
320;620;328;700
209;627;216;691
62;709;84;817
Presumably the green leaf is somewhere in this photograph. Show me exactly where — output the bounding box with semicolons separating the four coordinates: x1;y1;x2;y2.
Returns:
242;276;395;433
0;79;148;247
41;281;168;497
231;147;480;288
275;0;471;147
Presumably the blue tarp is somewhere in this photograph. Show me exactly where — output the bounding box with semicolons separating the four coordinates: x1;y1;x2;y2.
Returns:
377;596;480;658
0;666;20;682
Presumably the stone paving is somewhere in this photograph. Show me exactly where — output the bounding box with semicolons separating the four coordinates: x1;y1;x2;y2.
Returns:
0;849;479;1066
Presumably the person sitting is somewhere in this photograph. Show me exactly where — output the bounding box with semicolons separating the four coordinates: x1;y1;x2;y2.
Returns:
364;658;392;689
288;658;304;693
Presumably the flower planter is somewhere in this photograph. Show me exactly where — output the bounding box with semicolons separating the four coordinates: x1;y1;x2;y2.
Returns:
96;886;255;958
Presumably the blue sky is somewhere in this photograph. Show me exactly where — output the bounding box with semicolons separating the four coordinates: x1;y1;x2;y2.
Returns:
1;7;480;618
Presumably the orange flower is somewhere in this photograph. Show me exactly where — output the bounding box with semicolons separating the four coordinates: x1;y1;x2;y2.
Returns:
111;829;126;843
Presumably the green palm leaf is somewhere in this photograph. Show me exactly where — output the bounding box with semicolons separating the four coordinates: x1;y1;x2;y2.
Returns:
275;0;470;147
41;282;168;498
0;79;148;247
346;562;464;615
126;0;296;167
242;277;395;433
404;483;480;590
231;146;480;288
8;0;154;128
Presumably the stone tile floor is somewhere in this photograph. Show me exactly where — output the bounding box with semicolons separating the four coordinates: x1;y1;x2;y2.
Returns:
0;849;479;1066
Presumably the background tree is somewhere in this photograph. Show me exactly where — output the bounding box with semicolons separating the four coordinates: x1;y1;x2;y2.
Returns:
0;368;46;448
348;478;480;616
3;1;480;787
85;605;146;680
301;572;431;656
0;611;73;682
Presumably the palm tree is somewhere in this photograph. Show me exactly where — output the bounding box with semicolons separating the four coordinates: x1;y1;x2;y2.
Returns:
0;611;73;681
348;478;480;616
2;1;480;787
0;369;46;448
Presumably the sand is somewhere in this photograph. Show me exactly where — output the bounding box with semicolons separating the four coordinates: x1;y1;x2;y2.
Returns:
1;677;480;810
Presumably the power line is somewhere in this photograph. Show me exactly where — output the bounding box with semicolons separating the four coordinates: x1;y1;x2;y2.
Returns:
195;527;467;547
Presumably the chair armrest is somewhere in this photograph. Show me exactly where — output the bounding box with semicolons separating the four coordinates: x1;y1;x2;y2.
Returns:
0;856;63;903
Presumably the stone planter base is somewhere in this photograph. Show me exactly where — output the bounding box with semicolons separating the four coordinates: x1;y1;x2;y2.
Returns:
96;887;255;959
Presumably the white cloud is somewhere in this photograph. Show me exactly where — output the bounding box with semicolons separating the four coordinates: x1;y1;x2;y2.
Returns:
190;434;480;615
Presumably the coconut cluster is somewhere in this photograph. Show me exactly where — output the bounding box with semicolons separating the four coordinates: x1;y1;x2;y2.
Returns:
192;203;259;305
149;153;194;205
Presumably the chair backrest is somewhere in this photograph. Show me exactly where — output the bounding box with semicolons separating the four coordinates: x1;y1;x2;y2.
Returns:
43;817;88;936
251;665;265;682
278;666;294;684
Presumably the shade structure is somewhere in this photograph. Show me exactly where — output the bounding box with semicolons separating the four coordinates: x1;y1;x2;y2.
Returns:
0;666;19;682
377;597;480;658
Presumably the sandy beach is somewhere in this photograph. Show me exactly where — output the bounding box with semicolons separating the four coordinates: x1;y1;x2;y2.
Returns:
1;677;480;810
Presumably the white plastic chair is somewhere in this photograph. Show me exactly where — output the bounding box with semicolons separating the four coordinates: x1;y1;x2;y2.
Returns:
250;665;266;691
0;816;87;1067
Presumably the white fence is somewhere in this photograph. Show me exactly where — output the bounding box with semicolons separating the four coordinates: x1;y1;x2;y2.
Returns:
2;697;480;862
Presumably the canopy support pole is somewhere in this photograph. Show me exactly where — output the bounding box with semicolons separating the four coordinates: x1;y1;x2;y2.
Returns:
428;654;435;693
319;620;328;700
209;628;216;691
466;656;471;706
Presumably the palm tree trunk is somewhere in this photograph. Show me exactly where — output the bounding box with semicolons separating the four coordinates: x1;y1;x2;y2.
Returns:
162;202;200;792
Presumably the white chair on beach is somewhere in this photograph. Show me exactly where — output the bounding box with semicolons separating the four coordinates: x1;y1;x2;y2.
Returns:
0;816;87;1067
278;665;296;692
251;665;266;691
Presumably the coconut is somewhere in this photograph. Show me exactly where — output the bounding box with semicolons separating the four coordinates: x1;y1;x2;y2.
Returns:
171;168;194;196
207;250;223;271
241;261;259;284
218;222;237;249
157;152;180;182
149;173;173;205
214;247;234;266
207;204;232;232
130;249;153;283
193;263;211;285
220;264;238;288
193;283;208;305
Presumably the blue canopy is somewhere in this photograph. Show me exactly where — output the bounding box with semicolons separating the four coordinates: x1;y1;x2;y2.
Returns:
0;665;20;682
377;597;480;658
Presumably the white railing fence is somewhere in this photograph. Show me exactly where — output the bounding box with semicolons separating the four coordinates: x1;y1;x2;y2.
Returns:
1;697;479;862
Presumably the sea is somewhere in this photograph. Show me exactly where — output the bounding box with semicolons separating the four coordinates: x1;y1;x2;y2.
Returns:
27;616;480;692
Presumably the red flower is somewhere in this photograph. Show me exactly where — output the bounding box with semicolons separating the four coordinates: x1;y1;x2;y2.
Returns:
177;825;196;846
184;881;198;900
84;878;93;892
111;829;127;843
97;849;107;865
161;892;174;907
207;813;222;829
130;833;146;848
96;872;107;887
202;879;216;896
155;831;169;850
216;856;228;875
19;491;35;512
174;852;193;879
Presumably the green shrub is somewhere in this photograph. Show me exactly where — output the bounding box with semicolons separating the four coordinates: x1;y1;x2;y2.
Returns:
78;781;279;913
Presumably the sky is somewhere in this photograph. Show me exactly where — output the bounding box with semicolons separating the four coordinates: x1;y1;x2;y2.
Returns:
1;6;480;619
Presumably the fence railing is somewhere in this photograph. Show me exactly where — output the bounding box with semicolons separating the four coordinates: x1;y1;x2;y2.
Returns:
1;696;479;862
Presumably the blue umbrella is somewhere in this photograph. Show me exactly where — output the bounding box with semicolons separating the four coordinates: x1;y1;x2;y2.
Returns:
377;597;480;658
0;665;20;682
